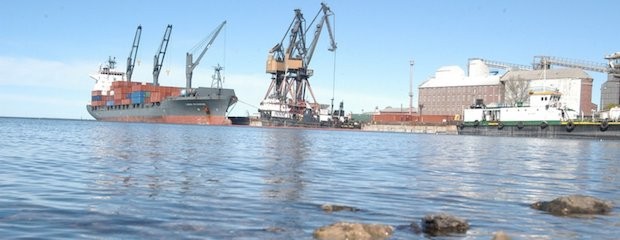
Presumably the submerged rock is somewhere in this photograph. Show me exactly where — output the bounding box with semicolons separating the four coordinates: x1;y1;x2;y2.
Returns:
313;222;393;240
530;195;613;216
264;226;285;233
320;204;360;213
492;231;511;240
420;213;469;236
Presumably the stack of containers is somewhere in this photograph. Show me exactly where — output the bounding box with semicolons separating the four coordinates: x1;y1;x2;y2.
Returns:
95;81;183;107
91;90;103;107
111;81;139;105
128;83;181;104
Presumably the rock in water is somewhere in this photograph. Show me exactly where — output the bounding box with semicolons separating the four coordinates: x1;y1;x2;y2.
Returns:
320;204;359;213
530;195;613;216
420;213;469;236
313;222;393;240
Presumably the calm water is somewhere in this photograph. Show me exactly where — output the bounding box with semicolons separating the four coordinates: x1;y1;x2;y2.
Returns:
0;117;619;239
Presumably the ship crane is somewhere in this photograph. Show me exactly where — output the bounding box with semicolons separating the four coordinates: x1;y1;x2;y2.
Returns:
153;25;172;86
126;25;142;82
185;21;226;94
263;2;337;116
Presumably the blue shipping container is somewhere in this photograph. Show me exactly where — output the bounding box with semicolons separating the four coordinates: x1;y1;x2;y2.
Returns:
130;91;146;104
131;97;144;104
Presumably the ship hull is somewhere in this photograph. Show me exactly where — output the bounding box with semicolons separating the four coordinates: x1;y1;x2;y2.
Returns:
258;109;326;128
87;87;236;125
259;118;322;128
458;122;620;140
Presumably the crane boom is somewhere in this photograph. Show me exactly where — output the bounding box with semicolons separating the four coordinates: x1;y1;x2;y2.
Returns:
126;25;142;82
305;2;337;67
185;21;226;93
288;9;307;58
533;55;617;73
153;25;172;86
471;58;532;71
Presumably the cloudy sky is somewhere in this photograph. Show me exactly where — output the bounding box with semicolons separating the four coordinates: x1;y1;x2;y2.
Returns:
1;0;617;119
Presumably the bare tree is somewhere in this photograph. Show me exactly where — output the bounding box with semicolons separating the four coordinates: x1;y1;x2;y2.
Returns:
504;77;530;106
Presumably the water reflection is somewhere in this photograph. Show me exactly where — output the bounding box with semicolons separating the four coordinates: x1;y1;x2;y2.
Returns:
87;123;213;201
261;128;308;201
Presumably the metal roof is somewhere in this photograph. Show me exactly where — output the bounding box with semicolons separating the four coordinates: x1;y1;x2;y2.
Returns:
419;65;501;88
500;68;591;81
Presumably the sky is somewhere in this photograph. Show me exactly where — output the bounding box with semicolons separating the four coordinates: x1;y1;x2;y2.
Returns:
0;0;618;119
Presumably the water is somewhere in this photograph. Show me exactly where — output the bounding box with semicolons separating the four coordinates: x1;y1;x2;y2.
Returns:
0;117;619;239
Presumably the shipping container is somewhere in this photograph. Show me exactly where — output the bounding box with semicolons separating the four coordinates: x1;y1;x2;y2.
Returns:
91;100;105;107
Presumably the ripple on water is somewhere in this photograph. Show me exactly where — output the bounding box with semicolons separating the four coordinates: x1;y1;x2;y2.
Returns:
0;118;619;239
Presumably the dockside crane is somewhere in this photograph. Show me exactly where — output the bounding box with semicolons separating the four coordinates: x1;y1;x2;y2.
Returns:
263;2;337;114
153;25;172;86
126;25;142;82
185;21;226;94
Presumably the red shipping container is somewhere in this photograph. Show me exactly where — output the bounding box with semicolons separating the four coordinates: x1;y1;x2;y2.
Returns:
114;93;123;100
131;84;146;92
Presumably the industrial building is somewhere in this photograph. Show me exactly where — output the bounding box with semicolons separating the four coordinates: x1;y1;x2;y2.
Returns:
601;77;620;109
373;53;618;125
601;52;620;109
370;107;452;124
418;59;503;117
419;58;599;118
501;68;596;116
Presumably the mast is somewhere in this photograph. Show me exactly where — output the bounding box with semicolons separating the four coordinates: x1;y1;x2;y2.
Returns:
211;64;224;89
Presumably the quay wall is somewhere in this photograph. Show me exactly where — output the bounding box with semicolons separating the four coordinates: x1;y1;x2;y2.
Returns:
362;124;458;135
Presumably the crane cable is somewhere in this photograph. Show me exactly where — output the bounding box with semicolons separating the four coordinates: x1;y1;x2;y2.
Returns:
330;15;337;115
226;98;258;118
331;49;337;115
236;98;259;110
222;23;227;85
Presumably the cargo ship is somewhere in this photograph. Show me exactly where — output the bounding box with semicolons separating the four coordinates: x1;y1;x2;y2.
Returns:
86;22;237;125
457;89;620;140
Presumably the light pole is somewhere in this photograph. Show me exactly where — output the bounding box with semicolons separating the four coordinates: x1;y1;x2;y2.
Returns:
409;60;414;116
